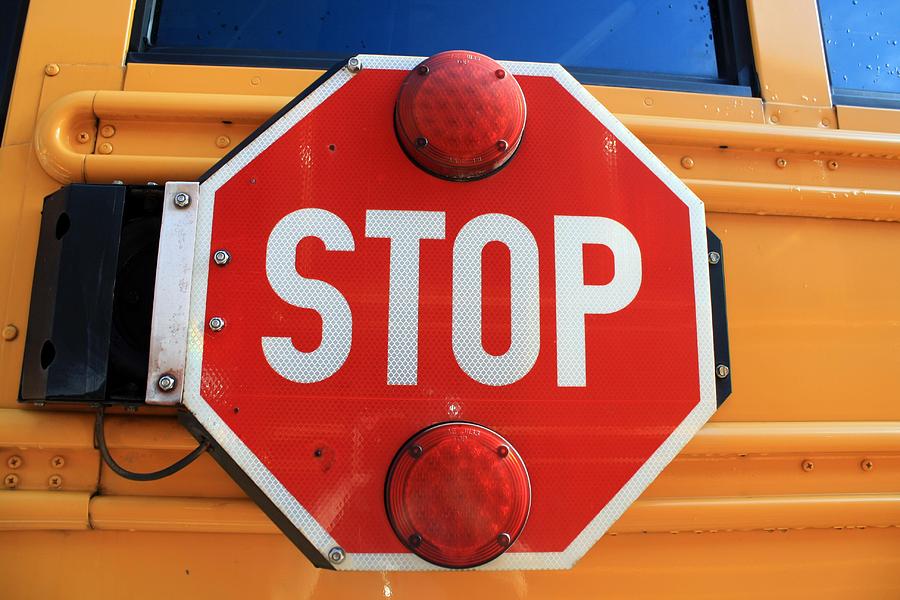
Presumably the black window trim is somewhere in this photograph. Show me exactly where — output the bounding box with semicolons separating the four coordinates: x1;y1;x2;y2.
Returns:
128;0;757;98
0;0;31;145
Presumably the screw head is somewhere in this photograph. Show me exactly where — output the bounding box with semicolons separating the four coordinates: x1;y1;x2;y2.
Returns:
708;251;721;265
417;64;429;76
775;157;788;169
715;364;730;379
98;142;113;155
408;533;423;548
496;139;509;152
48;475;62;489
495;68;506;79
44;63;60;77
76;131;90;144
347;57;362;73
213;249;232;266
328;546;346;564
2;324;18;341
861;459;874;472
209;316;226;332
7;455;22;469
173;192;191;208
100;124;116;138
680;156;695;169
415;137;428;148
497;445;509;458
408;445;423;459
215;135;231;149
497;532;512;547
157;374;177;392
4;473;19;489
827;159;839;171
51;455;65;469
802;460;815;472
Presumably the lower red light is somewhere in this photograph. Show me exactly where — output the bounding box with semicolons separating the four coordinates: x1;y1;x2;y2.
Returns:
385;422;531;568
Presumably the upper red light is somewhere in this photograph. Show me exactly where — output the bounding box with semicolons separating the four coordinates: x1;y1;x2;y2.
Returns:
394;50;527;180
385;422;531;569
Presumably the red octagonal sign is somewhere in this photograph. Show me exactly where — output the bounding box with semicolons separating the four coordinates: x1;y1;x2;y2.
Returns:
178;53;718;571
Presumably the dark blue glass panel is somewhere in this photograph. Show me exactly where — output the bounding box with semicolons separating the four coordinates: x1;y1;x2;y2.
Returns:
152;0;719;79
820;0;900;94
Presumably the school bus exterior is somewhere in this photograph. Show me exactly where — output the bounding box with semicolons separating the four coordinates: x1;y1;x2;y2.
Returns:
0;0;898;597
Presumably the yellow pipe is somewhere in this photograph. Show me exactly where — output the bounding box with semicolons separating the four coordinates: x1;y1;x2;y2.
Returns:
0;491;90;530
32;90;95;184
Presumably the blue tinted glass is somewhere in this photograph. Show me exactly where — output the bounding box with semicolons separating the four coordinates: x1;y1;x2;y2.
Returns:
820;0;900;93
152;0;719;79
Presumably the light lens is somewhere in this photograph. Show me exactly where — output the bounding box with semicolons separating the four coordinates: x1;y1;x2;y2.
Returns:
395;50;527;180
385;422;531;568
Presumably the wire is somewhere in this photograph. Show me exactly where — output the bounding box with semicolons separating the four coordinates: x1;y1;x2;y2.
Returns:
94;404;210;481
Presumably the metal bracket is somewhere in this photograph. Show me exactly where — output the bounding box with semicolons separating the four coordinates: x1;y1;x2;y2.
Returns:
145;182;199;405
707;228;732;406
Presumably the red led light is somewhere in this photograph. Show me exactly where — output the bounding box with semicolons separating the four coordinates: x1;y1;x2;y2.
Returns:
395;50;527;180
385;422;531;568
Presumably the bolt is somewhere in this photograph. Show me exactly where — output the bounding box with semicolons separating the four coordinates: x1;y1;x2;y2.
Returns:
408;445;423;459
708;251;721;265
173;192;191;208
497;532;512;547
48;475;62;490
98;142;113;155
715;364;730;379
415;137;428;148
861;459;874;472
802;460;815;472
496;139;509;152
497;445;509;458
215;135;231;149
417;65;429;76
408;534;423;548
328;546;346;564
157;374;177;392
76;131;90;144
680;156;695;169
347;57;362;73
2;324;18;341
100;124;116;138
827;160;839;171
495;68;506;79
7;455;22;469
213;249;231;266
44;63;60;77
4;474;19;489
775;157;788;169
208;316;226;332
51;455;65;469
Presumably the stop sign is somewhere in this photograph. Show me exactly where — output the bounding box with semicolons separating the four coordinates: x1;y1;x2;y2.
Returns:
177;54;718;570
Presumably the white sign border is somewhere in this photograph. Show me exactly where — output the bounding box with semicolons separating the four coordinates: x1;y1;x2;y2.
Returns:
184;54;717;571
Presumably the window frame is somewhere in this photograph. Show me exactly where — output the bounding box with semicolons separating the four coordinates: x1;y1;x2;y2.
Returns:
128;0;757;97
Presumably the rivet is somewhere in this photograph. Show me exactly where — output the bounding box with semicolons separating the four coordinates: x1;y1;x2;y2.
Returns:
208;316;226;332
213;249;231;266
495;68;506;79
100;124;116;138
328;546;346;564
173;192;191;208
770;114;780;124
775;157;788;169
98;142;113;155
347;57;362;73
680;156;695;169
821;117;831;127
496;139;509;152
76;131;90;144
415;137;428;148
860;459;874;472
2;324;19;341
48;475;62;490
408;445;423;459
112;180;124;185
497;532;512;547
408;534;423;548
44;63;60;77
4;473;19;489
250;76;261;86
827;160;839;171
6;455;22;469
51;455;65;469
643;97;654;107
802;460;814;472
157;374;177;392
216;135;231;149
708;251;721;265
497;445;509;458
715;364;729;379
417;65;429;76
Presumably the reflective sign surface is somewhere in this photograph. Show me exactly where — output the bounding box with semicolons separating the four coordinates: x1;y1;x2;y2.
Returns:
184;56;716;570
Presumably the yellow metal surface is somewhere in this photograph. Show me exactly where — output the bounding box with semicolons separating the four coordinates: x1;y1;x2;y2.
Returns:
1;0;900;597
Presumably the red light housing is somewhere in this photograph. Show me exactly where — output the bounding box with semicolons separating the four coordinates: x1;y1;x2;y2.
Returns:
395;50;527;180
385;422;531;568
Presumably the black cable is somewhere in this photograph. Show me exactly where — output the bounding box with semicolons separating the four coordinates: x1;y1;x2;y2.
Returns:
94;404;210;481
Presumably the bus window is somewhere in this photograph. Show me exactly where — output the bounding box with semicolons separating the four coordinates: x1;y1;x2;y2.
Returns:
130;0;754;94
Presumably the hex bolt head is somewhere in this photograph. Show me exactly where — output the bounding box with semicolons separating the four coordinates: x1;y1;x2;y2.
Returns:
4;473;19;489
51;456;65;469
48;475;63;490
347;57;362;73
173;192;191;208
861;459;874;472
801;460;815;472
328;546;346;564
6;455;22;469
213;249;232;266
715;364;730;379
497;532;512;547
208;316;226;332
157;374;177;392
708;251;721;265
